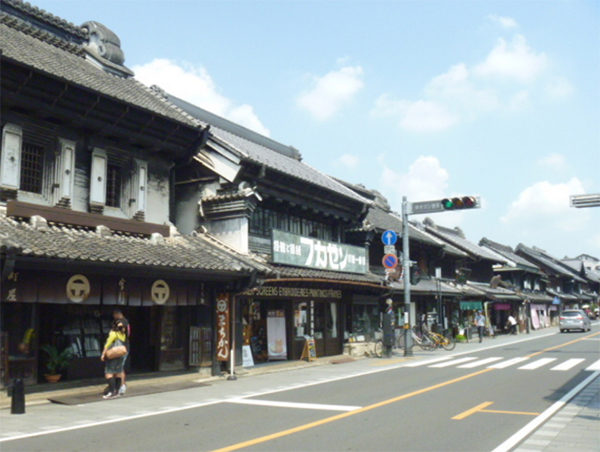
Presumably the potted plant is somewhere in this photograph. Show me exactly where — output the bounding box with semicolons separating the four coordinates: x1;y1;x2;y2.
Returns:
41;344;73;383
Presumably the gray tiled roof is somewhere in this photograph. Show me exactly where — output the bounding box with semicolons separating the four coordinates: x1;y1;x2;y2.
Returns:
3;0;87;38
0;212;266;275
425;225;507;263
479;237;540;270
0;20;198;127
165;95;371;205
516;244;586;282
269;264;384;285
361;206;467;257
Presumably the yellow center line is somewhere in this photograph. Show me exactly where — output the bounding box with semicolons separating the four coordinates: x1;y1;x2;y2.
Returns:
212;331;599;451
527;331;600;358
452;402;494;420
481;409;539;416
210;368;493;452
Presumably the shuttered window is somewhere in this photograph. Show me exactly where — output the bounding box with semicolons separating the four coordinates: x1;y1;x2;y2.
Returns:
105;164;122;208
19;142;44;194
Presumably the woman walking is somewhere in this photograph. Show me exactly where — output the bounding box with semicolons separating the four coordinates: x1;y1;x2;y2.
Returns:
101;319;128;399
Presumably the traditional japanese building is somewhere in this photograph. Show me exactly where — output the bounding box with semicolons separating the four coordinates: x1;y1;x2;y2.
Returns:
0;0;268;385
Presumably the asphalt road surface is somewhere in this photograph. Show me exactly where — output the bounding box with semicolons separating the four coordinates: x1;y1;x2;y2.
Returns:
1;327;599;452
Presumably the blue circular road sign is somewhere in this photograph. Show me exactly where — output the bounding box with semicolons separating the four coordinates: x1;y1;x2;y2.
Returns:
382;253;398;269
381;230;398;246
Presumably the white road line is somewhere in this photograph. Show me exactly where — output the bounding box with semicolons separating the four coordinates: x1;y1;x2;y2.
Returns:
458;357;503;368
518;358;557;370
403;356;453;367
551;359;585;371
430;357;478;368
226;398;361;412
488;357;529;369
491;371;600;452
586;359;600;371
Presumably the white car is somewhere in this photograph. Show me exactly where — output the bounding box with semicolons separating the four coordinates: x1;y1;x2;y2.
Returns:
559;310;592;333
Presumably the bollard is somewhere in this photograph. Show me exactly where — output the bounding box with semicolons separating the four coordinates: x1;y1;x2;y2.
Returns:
11;378;25;415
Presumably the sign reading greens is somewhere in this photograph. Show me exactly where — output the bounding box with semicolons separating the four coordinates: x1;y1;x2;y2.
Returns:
272;230;367;274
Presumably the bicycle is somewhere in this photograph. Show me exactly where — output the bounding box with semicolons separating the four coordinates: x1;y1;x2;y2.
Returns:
426;328;456;350
396;327;437;351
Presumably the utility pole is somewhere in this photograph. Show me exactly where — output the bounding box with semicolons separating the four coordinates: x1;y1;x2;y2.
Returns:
400;195;480;356
401;197;413;356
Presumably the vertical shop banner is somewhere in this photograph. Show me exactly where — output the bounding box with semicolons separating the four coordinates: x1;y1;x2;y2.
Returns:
267;310;287;361
216;294;230;361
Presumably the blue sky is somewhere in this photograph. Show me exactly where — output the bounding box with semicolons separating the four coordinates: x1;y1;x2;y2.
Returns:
33;0;600;260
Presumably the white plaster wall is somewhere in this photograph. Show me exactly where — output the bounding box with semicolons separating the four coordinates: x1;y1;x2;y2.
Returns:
209;217;249;254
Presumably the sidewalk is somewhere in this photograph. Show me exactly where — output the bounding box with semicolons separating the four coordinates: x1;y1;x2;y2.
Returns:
512;374;600;452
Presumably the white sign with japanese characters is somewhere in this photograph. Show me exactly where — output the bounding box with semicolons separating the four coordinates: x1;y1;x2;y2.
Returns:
272;230;368;274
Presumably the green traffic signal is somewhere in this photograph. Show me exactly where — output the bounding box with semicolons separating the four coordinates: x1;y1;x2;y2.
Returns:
441;196;478;210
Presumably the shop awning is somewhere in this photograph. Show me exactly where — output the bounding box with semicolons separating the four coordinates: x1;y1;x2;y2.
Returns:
460;301;483;310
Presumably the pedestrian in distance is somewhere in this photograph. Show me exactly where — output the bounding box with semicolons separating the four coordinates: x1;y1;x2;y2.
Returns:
112;308;130;396
474;310;486;343
507;313;518;335
101;319;128;399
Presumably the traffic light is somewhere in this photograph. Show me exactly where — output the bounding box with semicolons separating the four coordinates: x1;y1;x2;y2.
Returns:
409;266;421;285
441;196;478;210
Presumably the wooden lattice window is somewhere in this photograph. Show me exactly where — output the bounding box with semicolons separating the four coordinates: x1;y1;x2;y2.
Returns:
105;164;122;208
19;143;44;194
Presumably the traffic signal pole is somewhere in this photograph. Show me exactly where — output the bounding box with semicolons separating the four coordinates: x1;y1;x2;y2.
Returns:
402;197;413;356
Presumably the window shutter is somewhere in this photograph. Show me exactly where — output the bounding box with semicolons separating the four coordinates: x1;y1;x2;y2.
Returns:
53;138;76;207
132;158;148;220
1;123;23;192
89;147;107;212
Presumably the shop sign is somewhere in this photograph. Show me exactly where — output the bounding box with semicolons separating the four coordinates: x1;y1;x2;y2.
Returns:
216;294;230;361
255;286;342;299
272;230;367;274
151;279;170;305
66;274;91;302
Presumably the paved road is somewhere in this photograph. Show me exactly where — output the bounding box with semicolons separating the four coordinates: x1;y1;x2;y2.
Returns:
1;327;598;451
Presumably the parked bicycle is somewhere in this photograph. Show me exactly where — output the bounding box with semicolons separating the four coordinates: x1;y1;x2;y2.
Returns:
425;327;456;351
396;327;437;351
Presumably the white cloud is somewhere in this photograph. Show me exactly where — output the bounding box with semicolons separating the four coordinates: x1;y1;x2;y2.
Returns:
133;58;270;136
474;35;548;83
297;66;364;120
501;178;589;232
372;33;565;132
381;155;450;202
488;15;518;29
544;76;574;100
338;154;359;169
372;96;459;131
537;153;567;172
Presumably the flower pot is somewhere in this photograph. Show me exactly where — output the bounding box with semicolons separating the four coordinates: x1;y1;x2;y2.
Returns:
44;374;62;383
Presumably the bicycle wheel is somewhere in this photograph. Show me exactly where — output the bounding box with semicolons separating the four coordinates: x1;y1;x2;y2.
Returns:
374;340;384;358
396;333;406;350
420;332;438;351
441;333;456;351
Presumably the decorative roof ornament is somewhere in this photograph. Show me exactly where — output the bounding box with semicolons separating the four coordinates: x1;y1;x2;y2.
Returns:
81;21;134;77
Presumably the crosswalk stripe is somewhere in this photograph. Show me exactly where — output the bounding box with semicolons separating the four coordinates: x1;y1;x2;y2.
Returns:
518;358;557;370
586;359;600;371
403;357;453;367
488;357;529;369
430;357;478;368
551;358;585;371
458;357;503;368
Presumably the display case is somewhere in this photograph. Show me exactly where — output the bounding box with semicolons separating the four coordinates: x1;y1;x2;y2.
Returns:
53;315;111;379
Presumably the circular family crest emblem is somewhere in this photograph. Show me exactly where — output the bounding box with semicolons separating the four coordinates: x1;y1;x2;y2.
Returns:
66;274;91;302
151;279;170;305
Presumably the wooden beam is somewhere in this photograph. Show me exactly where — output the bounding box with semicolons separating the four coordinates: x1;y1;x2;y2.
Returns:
7;200;170;237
